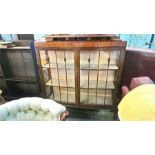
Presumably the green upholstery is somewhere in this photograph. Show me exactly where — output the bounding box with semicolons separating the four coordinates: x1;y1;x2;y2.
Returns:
0;97;66;121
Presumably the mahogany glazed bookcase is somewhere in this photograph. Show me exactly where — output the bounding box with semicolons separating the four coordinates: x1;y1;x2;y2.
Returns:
35;35;126;112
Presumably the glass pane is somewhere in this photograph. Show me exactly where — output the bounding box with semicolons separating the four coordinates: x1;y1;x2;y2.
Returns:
45;50;75;104
80;50;118;105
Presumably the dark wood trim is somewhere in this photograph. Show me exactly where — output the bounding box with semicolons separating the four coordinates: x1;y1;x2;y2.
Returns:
34;47;124;52
35;40;126;48
74;51;80;106
35;48;47;97
113;46;126;109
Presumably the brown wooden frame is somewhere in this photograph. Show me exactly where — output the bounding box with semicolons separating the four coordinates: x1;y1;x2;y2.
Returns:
35;39;126;111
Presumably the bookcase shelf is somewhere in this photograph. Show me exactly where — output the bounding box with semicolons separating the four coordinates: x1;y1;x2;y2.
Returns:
35;35;126;112
45;79;75;88
42;63;118;70
0;46;31;50
5;76;36;83
45;79;115;89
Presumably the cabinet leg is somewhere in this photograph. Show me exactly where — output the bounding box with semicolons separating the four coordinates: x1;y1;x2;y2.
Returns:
110;108;119;120
113;111;119;120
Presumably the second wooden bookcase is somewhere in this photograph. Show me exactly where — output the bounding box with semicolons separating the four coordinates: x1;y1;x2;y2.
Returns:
0;40;41;100
35;37;126;111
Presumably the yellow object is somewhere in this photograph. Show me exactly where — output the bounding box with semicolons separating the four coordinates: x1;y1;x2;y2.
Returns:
118;84;155;121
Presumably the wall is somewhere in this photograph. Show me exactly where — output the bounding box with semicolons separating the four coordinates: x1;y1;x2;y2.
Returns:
1;34;155;49
120;34;155;49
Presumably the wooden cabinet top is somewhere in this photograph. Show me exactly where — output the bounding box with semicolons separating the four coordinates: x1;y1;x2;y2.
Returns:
35;40;127;49
45;34;118;41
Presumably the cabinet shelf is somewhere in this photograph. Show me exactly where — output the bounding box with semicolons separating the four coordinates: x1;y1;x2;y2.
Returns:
80;95;113;105
0;46;30;50
80;80;115;89
80;91;112;97
42;63;118;70
5;76;36;83
49;87;75;104
45;79;75;88
42;63;74;69
80;64;118;70
49;88;113;105
49;95;75;105
45;79;115;89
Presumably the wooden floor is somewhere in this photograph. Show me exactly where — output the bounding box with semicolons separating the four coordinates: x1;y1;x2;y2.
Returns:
66;107;114;121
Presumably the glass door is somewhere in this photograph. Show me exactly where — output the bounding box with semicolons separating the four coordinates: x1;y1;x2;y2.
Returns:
39;50;76;105
79;50;120;106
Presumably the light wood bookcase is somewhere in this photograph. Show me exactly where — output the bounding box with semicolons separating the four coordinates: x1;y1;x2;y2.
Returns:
35;35;126;112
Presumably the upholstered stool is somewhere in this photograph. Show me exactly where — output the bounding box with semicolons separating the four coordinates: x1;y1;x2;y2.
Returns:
0;97;69;121
118;84;155;121
122;76;154;97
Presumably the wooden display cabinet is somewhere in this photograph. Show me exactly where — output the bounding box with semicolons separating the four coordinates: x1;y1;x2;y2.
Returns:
0;40;41;100
35;35;126;112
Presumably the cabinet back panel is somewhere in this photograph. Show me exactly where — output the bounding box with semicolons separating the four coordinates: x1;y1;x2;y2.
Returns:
2;49;35;77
